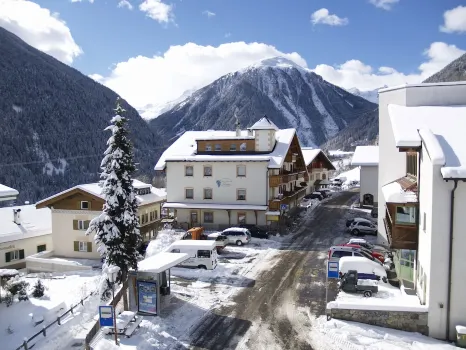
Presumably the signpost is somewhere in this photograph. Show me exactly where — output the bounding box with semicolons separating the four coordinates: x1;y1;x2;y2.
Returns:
280;204;289;211
99;305;114;327
325;260;339;320
137;280;158;316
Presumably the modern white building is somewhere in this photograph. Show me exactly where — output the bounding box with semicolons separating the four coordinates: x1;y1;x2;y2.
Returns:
301;148;335;193
351;146;379;206
0;205;52;269
0;183;19;207
155;117;309;229
378;81;466;340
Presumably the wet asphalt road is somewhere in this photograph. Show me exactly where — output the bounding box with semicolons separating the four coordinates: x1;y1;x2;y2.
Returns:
175;191;359;350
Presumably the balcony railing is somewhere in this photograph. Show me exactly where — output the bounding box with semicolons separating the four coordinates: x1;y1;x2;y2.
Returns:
269;170;307;187
269;186;307;211
385;206;418;250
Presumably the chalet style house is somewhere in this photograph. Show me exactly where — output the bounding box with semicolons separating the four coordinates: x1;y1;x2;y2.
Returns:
301;148;335;193
154;117;309;229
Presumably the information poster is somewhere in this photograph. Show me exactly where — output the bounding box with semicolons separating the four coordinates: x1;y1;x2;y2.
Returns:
137;280;157;315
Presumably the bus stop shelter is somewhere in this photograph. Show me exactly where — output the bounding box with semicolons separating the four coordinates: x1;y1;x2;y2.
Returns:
129;252;189;316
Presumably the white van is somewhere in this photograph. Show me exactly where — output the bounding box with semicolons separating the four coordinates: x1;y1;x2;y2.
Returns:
339;256;387;282
166;240;218;270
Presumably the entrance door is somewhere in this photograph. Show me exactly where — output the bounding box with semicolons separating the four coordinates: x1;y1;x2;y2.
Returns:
190;211;198;225
363;193;374;205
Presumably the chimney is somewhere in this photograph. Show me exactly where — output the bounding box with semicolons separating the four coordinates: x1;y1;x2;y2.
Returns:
235;114;241;137
248;129;254;137
13;208;22;225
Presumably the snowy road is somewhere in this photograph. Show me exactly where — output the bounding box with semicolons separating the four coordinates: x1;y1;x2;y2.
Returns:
176;191;358;350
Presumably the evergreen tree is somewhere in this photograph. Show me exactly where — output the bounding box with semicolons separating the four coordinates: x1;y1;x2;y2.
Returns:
87;98;141;309
32;279;45;298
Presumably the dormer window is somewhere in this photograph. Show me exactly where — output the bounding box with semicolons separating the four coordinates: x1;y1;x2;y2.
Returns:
215;144;221;151
136;187;151;195
205;144;212;151
230;144;237;151
240;143;246;151
81;201;89;210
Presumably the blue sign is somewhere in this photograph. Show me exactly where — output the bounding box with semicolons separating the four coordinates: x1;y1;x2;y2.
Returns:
327;261;339;279
280;204;289;211
137;280;157;315
99;305;114;327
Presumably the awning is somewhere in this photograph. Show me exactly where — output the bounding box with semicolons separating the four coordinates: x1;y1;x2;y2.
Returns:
314;179;330;186
265;211;280;216
382;180;418;203
138;252;189;273
162;202;268;211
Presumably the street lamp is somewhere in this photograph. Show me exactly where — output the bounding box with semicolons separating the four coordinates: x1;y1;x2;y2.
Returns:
105;265;120;346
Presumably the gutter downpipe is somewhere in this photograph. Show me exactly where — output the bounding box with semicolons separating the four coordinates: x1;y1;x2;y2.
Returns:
446;179;459;340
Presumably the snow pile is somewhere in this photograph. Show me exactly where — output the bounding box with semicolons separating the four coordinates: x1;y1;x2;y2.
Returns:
144;229;186;258
0;268;19;277
310;316;458;350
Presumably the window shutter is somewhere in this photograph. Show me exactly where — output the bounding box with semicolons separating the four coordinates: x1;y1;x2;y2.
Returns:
87;242;92;252
73;220;78;230
84;220;90;230
19;249;25;260
5;252;11;263
74;241;79;252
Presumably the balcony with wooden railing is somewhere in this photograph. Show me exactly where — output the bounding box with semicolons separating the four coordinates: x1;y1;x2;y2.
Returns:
384;204;418;250
269;170;307;187
268;186;308;211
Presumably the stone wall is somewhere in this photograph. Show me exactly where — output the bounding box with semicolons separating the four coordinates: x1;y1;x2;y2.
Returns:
328;308;429;335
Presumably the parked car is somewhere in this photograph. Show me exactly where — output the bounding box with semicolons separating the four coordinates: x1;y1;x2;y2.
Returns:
348;220;378;236
331;178;343;186
339;244;385;263
221;227;251;246
338;256;388;282
309;192;324;200
238;224;269;239
137;241;150;256
339;270;378;297
346;217;372;228
371;207;378;218
318;189;333;198
299;198;313;209
328;246;383;265
167;240;218;270
346;238;388;254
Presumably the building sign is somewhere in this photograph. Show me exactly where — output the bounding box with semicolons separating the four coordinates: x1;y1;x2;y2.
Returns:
267;215;279;221
215;178;232;188
137;280;157;315
99;305;114;327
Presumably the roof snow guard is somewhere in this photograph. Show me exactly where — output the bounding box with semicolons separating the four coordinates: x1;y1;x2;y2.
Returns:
388;104;466;180
249;116;279;130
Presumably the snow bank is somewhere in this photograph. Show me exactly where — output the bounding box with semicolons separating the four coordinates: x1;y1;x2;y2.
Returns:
327;301;427;312
145;229;186;258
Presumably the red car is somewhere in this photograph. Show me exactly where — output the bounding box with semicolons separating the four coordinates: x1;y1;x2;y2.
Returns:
339;244;385;263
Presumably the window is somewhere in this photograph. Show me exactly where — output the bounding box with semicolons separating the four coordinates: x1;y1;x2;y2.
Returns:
406;152;418;177
322;173;327;180
237;213;246;225
137;187;151;195
240;143;246;151
423;212;426;232
204;166;212;177
81;201;89;210
396;206;417;225
205;144;212;151
185;188;194;199
215;144;221;151
141;213;149;225
185;166;194;176
230;144;237;151
190;211;198;223
204;188;213;199
74;241;92;252
204;212;214;223
150;210;158;221
310;174;314;181
237;189;246;200
237;165;246;177
315;173;321;180
5;249;25;262
74;220;90;230
171;248;180;253
37;244;46;253
197;250;211;258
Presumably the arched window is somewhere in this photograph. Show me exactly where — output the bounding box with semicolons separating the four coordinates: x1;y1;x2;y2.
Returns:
322;173;327;180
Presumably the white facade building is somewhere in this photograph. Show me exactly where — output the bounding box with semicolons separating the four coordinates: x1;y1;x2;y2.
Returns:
351;146;379;206
155;117;309;229
378;81;466;340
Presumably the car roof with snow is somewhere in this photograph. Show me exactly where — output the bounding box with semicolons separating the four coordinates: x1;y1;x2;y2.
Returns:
350;217;372;223
168;240;217;249
348;238;371;244
222;227;250;233
338;256;381;266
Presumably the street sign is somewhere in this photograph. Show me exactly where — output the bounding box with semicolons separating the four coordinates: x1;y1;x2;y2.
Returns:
327;261;339;279
280;204;289;211
99;305;114;327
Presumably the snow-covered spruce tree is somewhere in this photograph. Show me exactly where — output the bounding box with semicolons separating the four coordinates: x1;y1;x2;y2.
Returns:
86;98;141;310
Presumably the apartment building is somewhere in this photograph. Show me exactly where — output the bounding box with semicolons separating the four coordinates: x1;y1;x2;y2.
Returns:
351;146;379;206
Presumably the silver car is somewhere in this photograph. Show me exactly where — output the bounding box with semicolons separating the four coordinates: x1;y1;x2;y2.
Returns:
349;221;377;236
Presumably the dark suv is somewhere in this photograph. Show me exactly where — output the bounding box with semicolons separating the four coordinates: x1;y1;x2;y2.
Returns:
239;225;270;239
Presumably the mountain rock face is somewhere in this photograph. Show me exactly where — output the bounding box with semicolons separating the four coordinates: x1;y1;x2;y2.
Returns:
0;27;163;204
149;57;377;147
423;53;466;83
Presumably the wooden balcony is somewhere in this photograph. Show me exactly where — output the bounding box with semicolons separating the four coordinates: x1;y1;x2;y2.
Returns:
268;186;307;211
385;205;418;250
269;170;307;187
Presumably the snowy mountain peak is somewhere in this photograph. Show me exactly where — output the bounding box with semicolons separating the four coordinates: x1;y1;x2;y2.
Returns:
347;87;382;104
256;56;305;69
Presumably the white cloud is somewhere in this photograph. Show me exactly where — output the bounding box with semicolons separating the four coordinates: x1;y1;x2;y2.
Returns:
440;6;466;34
313;42;465;91
93;42;306;116
71;0;95;3
139;0;174;23
202;10;215;18
0;0;82;64
311;8;348;26
118;0;133;10
369;0;399;10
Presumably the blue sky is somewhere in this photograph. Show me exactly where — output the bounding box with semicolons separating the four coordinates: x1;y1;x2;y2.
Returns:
1;0;466;117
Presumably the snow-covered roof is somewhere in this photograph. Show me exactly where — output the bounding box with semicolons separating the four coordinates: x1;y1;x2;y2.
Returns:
36;180;166;207
162;202;268;211
351;146;379;166
249;116;279;130
301;148;321;166
168;240;217;249
138;252;189;273
154;128;296;170
388;104;466;179
379;81;466;94
381;181;418;203
0;205;52;244
0;184;19;201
